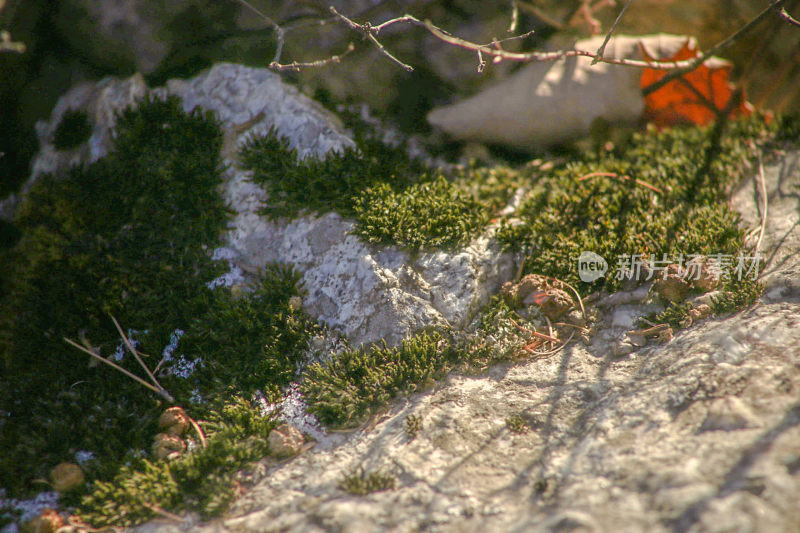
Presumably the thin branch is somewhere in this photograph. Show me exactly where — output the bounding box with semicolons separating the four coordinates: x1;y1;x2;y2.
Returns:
773;1;800;27
508;317;561;343
63;337;172;401
270;42;355;72
594;0;634;64
330;6;414;71
232;0;285;65
0;30;25;53
508;0;519;33
578;171;664;194
642;0;788;96
110;315;165;397
754;152;768;255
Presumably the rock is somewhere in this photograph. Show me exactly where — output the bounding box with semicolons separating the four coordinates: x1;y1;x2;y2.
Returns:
427;34;694;150
162;299;800;533
267;424;305;459
128;148;800;533
9;62;513;347
698;397;762;433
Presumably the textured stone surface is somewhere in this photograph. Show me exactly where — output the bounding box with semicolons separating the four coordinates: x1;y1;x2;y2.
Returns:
4;62;514;348
133;150;800;533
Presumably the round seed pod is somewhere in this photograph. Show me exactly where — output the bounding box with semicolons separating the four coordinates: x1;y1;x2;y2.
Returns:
152;432;186;460
49;462;85;493
158;406;189;436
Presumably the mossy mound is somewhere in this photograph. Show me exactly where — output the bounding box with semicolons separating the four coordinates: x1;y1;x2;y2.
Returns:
0;96;316;518
238;127;491;252
497;114;798;324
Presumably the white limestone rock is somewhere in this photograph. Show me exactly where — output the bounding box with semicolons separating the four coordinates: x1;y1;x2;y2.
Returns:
130;149;800;533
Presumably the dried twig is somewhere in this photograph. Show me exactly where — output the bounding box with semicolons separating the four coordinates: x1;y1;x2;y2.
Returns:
578;171;664;195
594;0;634;64
64;316;175;403
773;1;800;27
508;0;519;33
110;315;172;401
233;0;284;65
0;30;25;53
754;152;769;255
509;317;561;343
141;502;186;523
524;328;577;356
63;337;171;401
330;6;414;71
269;42;355;72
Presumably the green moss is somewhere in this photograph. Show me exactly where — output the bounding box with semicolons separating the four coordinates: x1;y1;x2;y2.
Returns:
338;467;396;496
505;415;529;434
497;114;787;318
239;124;502;253
405;414;422;440
79;397;278;527
238;127;425;220
53;109;92;151
0;96;315;511
352;175;489;252
301;330;496;428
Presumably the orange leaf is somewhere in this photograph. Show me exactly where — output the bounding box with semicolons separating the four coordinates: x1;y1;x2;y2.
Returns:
640;38;753;127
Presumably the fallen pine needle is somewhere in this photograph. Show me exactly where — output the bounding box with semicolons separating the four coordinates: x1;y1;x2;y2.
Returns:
578;171;664;195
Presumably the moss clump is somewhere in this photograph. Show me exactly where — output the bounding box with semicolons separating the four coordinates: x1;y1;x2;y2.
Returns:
239;126;502;253
505;415;529;434
352;176;489;252
238;127;425;220
338;467;396;496
301;331;492;428
53;109;92;151
497;114;785;314
0;96;315;511
79;397;278;527
405;414;422;440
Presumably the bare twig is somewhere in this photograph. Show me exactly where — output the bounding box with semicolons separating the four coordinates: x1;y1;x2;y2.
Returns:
63;337;172;402
523;328;577;356
110;315;168;399
232;0;285;65
508;0;519;33
508;317;561;343
0;30;25;53
754;152;769;254
773;1;800;27
578;171;664;194
330;6;414;71
141;502;186;523
642;0;789;96
594;0;634;64
269;42;355;72
188;417;208;448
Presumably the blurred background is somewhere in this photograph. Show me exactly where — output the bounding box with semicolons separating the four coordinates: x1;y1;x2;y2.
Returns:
2;0;799;201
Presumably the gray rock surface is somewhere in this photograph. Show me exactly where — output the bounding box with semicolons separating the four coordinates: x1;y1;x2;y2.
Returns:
4;62;514;347
136;149;800;533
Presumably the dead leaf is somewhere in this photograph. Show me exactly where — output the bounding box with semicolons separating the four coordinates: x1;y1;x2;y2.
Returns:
640;38;753;127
